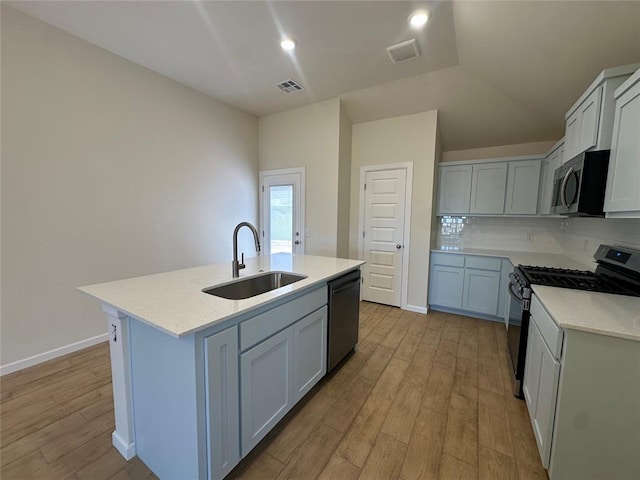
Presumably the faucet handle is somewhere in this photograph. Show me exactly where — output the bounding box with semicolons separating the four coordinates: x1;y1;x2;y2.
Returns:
239;252;246;270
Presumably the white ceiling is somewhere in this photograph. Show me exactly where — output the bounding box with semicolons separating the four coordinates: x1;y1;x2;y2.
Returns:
6;1;640;150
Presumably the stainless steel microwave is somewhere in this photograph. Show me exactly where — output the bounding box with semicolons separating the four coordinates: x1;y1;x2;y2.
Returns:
551;150;610;217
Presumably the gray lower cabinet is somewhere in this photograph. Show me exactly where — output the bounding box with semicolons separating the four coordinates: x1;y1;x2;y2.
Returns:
240;305;328;456
429;264;464;309
522;306;561;468
241;327;294;456
122;283;333;480
462;268;500;315
429;253;505;319
524;294;640;479
205;327;240;480
293;307;327;402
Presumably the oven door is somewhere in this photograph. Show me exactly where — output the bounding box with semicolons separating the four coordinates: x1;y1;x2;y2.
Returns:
506;279;529;397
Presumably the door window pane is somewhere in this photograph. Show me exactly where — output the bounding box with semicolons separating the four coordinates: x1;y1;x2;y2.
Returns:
270;185;293;254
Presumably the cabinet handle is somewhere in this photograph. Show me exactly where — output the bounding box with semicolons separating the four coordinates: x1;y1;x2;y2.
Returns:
396;244;402;249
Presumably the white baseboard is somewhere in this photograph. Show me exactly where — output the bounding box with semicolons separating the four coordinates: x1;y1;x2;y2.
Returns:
112;431;136;460
0;333;109;376
405;304;428;314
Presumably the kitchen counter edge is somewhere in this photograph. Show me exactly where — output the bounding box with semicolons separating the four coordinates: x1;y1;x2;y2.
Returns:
78;254;364;338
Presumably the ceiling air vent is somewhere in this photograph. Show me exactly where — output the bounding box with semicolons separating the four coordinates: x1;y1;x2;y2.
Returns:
276;79;304;93
386;39;421;64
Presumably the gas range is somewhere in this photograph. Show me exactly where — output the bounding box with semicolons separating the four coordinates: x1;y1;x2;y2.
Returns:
506;244;640;398
516;245;640;297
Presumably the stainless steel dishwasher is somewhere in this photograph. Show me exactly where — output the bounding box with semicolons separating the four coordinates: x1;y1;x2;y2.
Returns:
327;269;361;372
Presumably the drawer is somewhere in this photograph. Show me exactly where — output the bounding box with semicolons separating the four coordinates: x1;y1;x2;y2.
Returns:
431;253;465;268
530;294;564;360
240;285;327;351
465;255;502;271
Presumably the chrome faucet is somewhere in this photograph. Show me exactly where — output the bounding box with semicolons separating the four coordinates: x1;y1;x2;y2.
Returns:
232;222;261;277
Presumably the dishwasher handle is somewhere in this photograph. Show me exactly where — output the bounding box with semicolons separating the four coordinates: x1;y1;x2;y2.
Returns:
331;281;359;295
329;269;361;292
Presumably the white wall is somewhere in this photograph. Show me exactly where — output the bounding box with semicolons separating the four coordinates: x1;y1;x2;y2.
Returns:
560;218;640;266
1;7;258;368
336;103;352;258
442;140;557;163
258;99;341;256
350;110;439;311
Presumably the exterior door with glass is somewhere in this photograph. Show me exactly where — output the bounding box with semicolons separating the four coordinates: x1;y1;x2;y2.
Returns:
259;169;305;256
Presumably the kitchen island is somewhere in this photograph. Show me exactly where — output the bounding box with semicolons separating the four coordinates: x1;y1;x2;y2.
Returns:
79;253;364;480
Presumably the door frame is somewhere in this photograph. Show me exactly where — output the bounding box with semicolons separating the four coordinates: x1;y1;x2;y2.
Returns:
259;167;306;255
358;162;413;310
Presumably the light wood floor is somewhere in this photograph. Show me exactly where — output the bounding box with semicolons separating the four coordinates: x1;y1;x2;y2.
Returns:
1;303;547;480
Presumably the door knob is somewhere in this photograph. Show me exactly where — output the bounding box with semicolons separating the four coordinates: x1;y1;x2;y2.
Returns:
396;244;402;249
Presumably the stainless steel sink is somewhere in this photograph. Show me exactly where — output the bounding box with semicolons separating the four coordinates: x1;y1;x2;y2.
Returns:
202;272;307;300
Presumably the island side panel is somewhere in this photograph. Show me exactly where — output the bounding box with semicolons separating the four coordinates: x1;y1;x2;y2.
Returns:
103;304;136;459
550;329;640;480
129;318;204;479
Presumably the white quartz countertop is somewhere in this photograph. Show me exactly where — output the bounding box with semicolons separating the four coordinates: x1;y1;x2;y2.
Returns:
532;285;640;342
431;247;639;341
79;254;364;338
431;248;592;270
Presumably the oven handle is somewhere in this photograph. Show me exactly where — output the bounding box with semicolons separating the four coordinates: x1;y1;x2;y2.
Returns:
560;166;574;210
508;281;524;303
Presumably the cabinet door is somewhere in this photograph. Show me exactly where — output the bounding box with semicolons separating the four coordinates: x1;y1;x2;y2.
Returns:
469;162;508;214
437;165;472;214
564;111;581;161
504;160;542;214
604;79;640;216
293;307;327;403
462;268;500;315
523;318;561;469
429;265;464;309
205;327;240;479
240;328;293;456
537;158;552;215
578;87;602;154
538;147;563;215
523;320;542;418
564;86;603;160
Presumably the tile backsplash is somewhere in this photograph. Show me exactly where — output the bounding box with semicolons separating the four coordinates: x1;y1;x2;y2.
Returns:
437;216;640;266
437;216;564;253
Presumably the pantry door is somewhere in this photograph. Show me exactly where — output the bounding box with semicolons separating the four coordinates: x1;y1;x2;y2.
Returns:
259;168;305;256
360;165;411;307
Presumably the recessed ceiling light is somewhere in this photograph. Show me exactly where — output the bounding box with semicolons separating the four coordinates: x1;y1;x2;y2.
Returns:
280;37;296;51
409;10;429;29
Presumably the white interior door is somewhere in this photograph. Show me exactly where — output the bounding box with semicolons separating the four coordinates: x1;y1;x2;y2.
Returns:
362;169;407;307
260;168;305;256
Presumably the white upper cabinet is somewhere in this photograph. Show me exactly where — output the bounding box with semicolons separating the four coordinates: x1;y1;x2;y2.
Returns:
563;64;640;161
538;140;564;215
604;68;640;218
437;165;472;214
437;157;542;217
564;87;602;161
470;162;508;214
505;160;542;215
